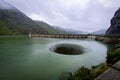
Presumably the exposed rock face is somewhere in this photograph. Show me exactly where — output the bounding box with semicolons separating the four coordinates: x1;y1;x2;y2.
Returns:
106;8;120;37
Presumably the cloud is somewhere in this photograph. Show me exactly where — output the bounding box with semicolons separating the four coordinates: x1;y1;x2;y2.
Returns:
99;0;120;8
28;13;45;21
0;0;14;9
4;0;120;32
58;0;89;10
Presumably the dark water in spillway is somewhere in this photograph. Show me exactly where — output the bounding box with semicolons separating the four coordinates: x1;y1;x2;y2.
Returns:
49;43;85;55
0;36;107;80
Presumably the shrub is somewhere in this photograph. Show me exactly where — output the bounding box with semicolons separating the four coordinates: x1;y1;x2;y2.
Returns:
107;48;120;64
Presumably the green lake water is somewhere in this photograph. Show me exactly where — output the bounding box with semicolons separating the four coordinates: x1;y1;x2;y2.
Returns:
0;36;107;80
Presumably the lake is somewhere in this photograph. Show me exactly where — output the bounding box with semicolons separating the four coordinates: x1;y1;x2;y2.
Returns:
0;36;107;80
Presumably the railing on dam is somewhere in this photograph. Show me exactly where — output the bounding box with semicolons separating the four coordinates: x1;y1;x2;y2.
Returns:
30;34;98;39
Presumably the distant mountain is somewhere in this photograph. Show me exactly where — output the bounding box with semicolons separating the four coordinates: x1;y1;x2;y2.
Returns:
92;29;107;35
106;8;120;37
53;26;88;34
0;0;49;35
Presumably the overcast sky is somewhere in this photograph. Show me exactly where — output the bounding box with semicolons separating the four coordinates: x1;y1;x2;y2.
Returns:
4;0;120;32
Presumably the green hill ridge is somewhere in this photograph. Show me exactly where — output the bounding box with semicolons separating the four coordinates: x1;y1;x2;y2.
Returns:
0;0;60;35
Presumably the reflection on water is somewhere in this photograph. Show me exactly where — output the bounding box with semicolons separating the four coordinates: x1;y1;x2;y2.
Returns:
0;36;107;80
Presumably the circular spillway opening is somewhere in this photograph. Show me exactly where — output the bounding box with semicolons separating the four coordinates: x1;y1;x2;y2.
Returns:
49;43;85;55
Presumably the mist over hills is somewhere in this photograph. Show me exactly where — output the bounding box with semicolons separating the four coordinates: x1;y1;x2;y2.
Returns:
0;0;50;35
92;29;107;35
53;26;88;34
0;0;90;35
0;0;14;10
0;0;65;35
2;0;119;36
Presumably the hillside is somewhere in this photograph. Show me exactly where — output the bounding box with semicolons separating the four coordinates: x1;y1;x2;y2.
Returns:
93;29;107;35
35;21;62;34
106;8;120;37
0;0;89;35
0;0;50;35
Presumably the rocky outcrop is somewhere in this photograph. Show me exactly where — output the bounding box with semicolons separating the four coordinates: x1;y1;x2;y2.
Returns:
106;8;120;37
96;61;120;80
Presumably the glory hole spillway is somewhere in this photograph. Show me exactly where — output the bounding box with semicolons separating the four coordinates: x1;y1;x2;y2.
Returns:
49;43;85;55
0;36;107;80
